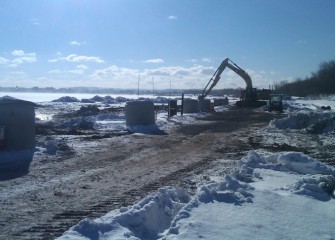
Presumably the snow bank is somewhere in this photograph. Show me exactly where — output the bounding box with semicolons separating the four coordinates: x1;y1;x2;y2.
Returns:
269;111;335;133
277;152;334;175
52;96;80;103
51;95;173;105
58;151;335;240
58;188;190;240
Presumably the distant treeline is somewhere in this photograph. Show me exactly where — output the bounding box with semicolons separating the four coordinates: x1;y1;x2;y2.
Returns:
275;60;335;97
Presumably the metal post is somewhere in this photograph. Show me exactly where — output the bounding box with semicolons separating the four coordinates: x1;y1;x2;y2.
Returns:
181;93;184;116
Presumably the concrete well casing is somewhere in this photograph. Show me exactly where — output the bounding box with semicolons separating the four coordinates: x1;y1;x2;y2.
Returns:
0;98;35;150
125;101;155;126
183;99;200;113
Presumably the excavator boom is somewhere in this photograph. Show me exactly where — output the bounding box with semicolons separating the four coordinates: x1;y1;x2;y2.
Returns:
198;57;268;108
199;58;252;100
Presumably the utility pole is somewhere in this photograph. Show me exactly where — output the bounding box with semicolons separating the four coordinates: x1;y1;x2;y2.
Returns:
137;73;140;99
169;78;172;97
152;76;155;98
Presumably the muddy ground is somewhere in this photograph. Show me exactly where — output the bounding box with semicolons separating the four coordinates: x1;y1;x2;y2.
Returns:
0;107;334;240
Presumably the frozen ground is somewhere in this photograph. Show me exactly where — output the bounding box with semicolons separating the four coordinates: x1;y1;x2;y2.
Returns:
0;94;335;239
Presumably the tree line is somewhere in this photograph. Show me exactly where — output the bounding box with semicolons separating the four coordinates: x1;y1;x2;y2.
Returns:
275;60;335;97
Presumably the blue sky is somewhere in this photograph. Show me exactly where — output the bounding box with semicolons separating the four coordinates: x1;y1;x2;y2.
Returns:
0;0;335;90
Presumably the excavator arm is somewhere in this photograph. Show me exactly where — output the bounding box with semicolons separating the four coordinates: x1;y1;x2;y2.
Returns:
199;58;253;100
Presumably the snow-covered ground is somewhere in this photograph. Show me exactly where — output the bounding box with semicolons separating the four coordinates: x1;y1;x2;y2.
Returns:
35;94;335;136
1;93;335;239
58;151;335;240
52;95;334;240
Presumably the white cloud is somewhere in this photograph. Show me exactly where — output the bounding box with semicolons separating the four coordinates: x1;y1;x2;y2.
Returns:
48;59;58;63
62;54;104;63
31;18;40;25
9;50;37;66
0;57;9;64
202;58;211;62
186;58;211;63
11;50;25;56
91;65;139;80
90;64;217;89
143;59;165;63
11;50;36;57
167;15;177;20
48;54;103;63
12;56;37;64
144;65;214;77
76;64;88;70
68;65;88;75
70;41;86;46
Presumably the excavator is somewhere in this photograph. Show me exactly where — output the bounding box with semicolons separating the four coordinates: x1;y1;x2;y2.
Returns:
198;58;269;107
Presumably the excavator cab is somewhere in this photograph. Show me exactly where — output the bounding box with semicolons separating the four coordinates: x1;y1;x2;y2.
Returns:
268;94;283;113
240;87;257;101
236;87;267;107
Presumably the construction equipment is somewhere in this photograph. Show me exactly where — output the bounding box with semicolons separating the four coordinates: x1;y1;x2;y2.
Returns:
198;58;268;107
268;94;283;113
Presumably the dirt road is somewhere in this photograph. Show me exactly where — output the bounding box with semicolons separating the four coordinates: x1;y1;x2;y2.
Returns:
0;107;330;240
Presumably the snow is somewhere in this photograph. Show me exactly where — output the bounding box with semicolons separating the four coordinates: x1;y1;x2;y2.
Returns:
55;95;335;240
2;93;335;239
34;93;335;138
58;151;335;240
269;110;335;134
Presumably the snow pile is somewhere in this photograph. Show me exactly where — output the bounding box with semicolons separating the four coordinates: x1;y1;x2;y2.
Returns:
52;96;80;103
36;95;206;135
292;174;335;201
269;110;335;133
51;95;174;105
196;175;254;205
0;95;18;100
58;188;190;240
277;152;334;175
58;151;335;240
285;95;335;112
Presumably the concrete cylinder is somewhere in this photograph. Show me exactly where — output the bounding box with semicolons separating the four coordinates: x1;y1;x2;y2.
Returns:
125;101;155;126
199;99;211;112
0;99;35;150
0;125;5;149
168;100;178;117
183;99;200;113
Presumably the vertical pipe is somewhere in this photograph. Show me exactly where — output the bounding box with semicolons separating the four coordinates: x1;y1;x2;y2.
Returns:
137;74;140;99
181;93;184;116
169;78;171;97
152;76;154;98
